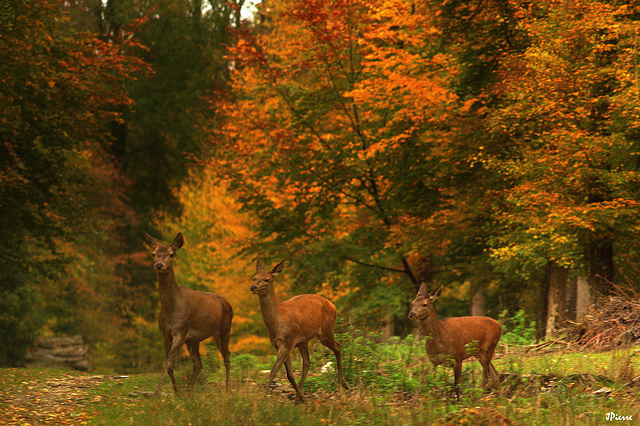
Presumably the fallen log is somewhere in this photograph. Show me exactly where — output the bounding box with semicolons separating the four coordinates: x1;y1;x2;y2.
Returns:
25;335;90;371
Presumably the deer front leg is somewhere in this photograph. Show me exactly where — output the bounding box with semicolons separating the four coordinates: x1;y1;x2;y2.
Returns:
453;360;462;401
284;354;305;403
410;359;432;407
267;344;292;393
156;332;186;395
161;336;178;394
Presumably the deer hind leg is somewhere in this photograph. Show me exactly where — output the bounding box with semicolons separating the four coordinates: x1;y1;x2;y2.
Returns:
216;331;232;392
320;332;349;389
297;342;311;391
186;341;202;391
489;362;501;391
477;351;500;392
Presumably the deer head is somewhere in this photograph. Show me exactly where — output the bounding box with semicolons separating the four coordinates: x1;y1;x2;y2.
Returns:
250;259;285;295
144;232;184;274
408;283;442;319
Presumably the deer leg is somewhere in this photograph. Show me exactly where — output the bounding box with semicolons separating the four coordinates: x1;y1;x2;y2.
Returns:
489;362;501;392
453;360;462;401
163;336;178;394
156;333;186;395
410;360;433;407
284;354;305;403
216;332;232;392
297;342;311;391
477;352;500;392
186;341;202;391
268;344;293;393
320;333;349;389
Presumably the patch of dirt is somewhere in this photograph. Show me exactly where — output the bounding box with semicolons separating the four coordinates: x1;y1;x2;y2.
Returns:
0;374;128;425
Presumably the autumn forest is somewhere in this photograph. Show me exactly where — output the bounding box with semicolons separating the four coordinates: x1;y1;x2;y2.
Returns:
2;0;640;372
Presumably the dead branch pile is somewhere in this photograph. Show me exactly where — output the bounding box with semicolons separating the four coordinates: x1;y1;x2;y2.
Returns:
569;296;640;350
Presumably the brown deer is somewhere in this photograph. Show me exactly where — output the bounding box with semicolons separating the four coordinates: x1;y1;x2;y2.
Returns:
250;260;349;402
144;232;233;395
408;283;501;402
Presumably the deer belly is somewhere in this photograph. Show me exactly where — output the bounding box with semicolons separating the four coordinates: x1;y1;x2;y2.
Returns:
185;329;214;342
425;344;459;366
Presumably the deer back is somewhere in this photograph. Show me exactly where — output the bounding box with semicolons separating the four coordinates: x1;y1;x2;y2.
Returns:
437;316;502;359
278;294;337;341
181;288;233;331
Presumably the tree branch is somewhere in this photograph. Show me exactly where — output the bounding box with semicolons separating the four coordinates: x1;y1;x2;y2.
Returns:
342;256;407;274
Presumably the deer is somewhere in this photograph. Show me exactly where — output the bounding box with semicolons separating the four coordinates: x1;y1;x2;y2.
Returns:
408;282;501;402
144;232;233;395
250;259;349;402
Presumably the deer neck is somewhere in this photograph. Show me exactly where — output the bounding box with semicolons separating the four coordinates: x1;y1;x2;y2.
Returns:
156;268;182;308
258;284;282;332
419;306;445;343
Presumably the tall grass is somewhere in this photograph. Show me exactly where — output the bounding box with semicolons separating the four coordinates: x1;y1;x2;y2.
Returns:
3;319;639;425
84;319;640;425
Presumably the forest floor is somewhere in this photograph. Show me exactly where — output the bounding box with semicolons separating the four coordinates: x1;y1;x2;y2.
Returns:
1;346;639;425
0;369;126;424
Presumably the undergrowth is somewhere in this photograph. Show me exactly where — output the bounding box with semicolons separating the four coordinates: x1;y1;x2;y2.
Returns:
2;320;639;425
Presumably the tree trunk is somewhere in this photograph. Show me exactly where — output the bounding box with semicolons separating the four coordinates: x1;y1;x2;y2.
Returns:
545;261;568;337
575;275;592;322
587;237;614;299
565;276;577;322
470;289;486;316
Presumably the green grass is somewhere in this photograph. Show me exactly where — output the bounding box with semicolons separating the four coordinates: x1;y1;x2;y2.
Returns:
1;338;639;425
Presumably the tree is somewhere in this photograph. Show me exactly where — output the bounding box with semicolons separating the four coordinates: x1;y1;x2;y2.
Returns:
210;0;480;331
0;0;142;364
483;0;640;333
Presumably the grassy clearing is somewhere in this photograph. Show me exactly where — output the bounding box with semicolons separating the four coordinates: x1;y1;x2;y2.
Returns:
84;344;640;425
2;333;639;425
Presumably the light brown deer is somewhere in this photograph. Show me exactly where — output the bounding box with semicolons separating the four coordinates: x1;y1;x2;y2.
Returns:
144;232;233;395
408;283;501;402
250;260;349;402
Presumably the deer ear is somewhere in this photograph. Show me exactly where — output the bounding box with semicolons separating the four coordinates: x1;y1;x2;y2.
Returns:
429;284;443;300
256;259;264;272
143;232;159;249
271;260;285;276
417;282;429;296
171;233;184;251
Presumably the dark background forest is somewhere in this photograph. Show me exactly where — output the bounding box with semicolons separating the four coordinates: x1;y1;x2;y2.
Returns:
2;0;640;372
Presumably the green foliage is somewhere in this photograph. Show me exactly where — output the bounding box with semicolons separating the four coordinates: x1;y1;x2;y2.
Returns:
499;310;537;346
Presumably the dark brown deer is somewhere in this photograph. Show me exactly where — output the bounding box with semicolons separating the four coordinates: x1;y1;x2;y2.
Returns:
250;260;349;402
408;283;501;402
144;232;233;395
